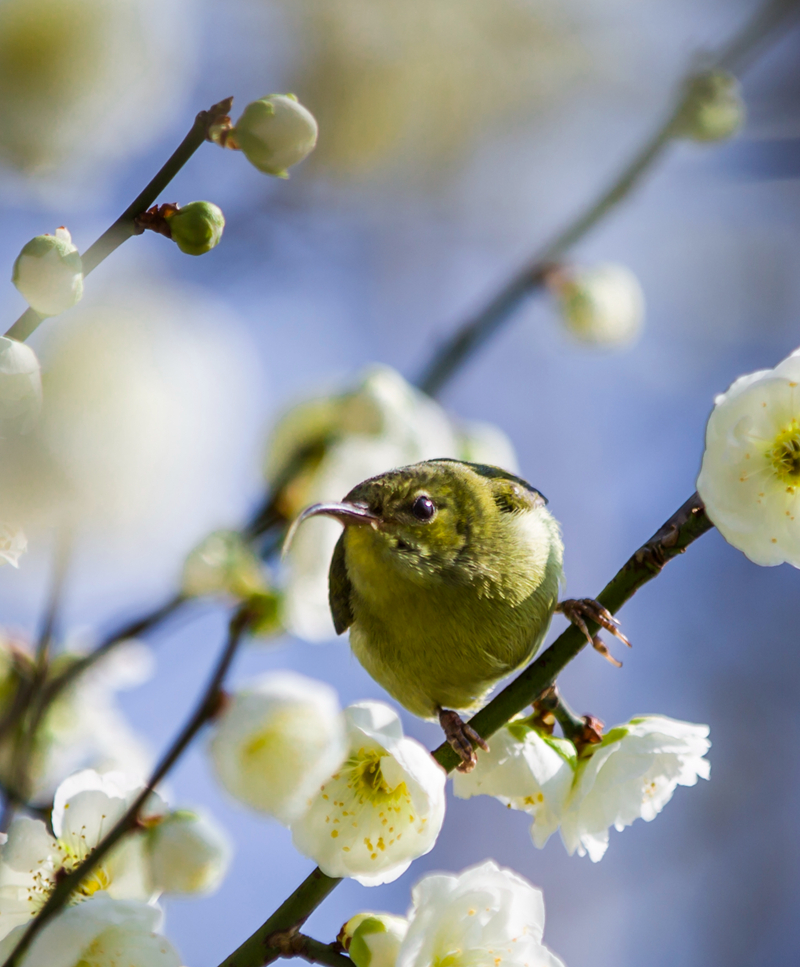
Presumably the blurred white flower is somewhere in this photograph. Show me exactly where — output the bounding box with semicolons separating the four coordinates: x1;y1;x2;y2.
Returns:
182;530;266;599
0;524;27;568
0;0;195;191
208;671;346;824
697;348;800;567
560;715;710;862
165;201;225;256
340;913;409;967
452;716;576;849
145;809;231;896
548;263;644;346
0;770;160;939
270;365;518;640
397;860;564;967
0;892;180;967
674;70;745;143
0;337;42;435
12;228;83;316
291;701;446;886
231;95;318;178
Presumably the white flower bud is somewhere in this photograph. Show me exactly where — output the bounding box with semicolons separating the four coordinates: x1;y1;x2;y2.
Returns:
697;347;800;567
208;672;346;824
232;94;318;178
12;227;83;316
291;701;446;886
0;523;27;568
341;913;409;967
0;337;42;434
550;263;644;346
165;201;225;256
675;70;745;143
146;809;231;896
182;530;265;599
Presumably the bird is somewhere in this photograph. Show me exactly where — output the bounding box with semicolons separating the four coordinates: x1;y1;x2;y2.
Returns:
286;459;628;771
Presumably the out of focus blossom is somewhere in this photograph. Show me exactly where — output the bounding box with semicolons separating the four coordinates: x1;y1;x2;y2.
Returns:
12;228;83;316
0;770;160;938
674;70;745;143
0;893;180;967
291;702;446;886
182;530;266;599
340;913;409;967
453;715;576;849
0;0;195;189
697;348;800;567
397;860;564;967
165;201;225;256
269;365;517;640
560;716;710;862
0;337;42;435
208;672;346;824
0;524;27;568
548;263;644;346
145;809;231;896
231;95;318;178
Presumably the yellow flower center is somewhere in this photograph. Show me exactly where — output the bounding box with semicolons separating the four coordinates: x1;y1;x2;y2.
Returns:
347;748;408;805
767;419;800;484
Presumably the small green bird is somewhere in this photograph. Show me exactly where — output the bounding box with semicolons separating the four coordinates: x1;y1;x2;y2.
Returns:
287;459;627;770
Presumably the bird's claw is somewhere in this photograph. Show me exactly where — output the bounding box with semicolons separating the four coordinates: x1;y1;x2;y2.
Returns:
438;708;489;773
556;598;630;667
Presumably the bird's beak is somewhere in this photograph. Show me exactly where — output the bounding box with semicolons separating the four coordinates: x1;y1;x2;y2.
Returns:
282;501;381;557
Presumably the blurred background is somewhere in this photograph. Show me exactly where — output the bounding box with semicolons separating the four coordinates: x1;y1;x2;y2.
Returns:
1;0;799;965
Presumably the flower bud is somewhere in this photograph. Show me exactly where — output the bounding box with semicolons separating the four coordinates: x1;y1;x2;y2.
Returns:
675;70;745;143
340;914;409;967
12;227;83;316
146;809;231;895
164;201;225;256
0;523;27;568
549;262;644;346
0;337;42;434
182;530;265;599
231;94;318;178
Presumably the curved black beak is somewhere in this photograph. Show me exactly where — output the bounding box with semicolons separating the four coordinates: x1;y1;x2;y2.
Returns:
282;501;380;557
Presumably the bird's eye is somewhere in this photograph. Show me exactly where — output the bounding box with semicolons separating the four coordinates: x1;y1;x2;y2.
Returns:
411;495;436;521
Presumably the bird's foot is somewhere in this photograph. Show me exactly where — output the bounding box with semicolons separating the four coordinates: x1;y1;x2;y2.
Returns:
556;598;631;668
438;708;489;773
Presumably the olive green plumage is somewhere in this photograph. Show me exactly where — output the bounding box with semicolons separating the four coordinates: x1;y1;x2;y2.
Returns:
327;459;564;719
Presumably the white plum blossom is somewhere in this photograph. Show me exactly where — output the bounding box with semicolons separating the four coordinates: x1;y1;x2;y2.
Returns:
0;770;160;939
0;338;42;435
453;716;576;849
397;860;564;967
12;228;83;316
145;809;231;896
208;672;346;824
340;913;409;967
0;892;180;967
0;524;27;568
269;364;518;640
230;94;319;178
291;701;446;886
697;348;800;567
560;715;711;862
549;262;644;346
181;529;265;599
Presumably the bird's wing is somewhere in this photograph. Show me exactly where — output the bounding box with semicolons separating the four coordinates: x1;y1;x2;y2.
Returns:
329;532;354;634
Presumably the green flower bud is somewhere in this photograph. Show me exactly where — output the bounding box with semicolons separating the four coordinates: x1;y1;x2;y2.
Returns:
182;530;265;599
12;227;83;316
674;70;745;143
339;914;409;967
246;589;284;638
550;262;644;347
164;201;225;256
231;94;318;178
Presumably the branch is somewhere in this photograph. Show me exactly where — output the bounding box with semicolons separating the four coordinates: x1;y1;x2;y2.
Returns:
1;607;251;967
4;96;234;343
414;0;800;397
265;931;351;967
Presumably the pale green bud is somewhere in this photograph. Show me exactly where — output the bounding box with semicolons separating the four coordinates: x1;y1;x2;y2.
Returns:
340;913;409;967
232;94;318;178
146;809;231;895
675;70;745;143
0;336;42;433
182;530;265;599
550;263;644;346
165;201;225;256
12;227;83;316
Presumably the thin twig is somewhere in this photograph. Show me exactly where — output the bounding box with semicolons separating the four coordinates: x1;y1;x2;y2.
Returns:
4;96;234;343
1;607;251;967
265;931;351;967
